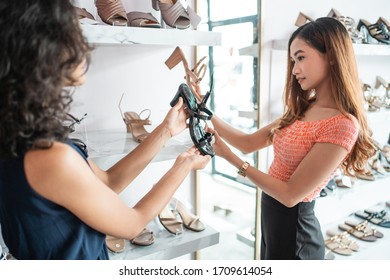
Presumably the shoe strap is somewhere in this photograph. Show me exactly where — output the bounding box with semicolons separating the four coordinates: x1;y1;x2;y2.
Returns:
95;0;128;24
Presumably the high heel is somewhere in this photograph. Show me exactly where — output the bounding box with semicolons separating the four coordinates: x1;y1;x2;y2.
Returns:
357;19;390;44
295;12;314;27
327;8;363;43
170;197;205;232
375;76;390;109
152;0;201;29
362;83;382;112
95;0;128;26
165;46;207;89
118;94;151;143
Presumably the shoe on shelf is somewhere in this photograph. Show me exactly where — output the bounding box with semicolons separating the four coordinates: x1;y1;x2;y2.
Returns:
170;197;205;232
357;19;390;44
345;220;383;238
130;228;154;246
106;235;125;253
127;11;161;28
118;93;152;143
326;229;359;252
151;0;201;29
158;204;184;235
338;222;377;242
355;209;390;228
295;12;314;27
327;8;364;43
165;46;207;92
375;76;390;109
95;0;128;26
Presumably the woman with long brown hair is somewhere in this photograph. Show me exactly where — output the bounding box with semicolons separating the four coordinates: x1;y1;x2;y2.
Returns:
206;17;375;259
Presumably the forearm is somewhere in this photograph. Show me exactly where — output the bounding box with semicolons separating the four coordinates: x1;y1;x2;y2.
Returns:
223;149;293;207
133;159;192;222
211;115;250;152
106;123;172;193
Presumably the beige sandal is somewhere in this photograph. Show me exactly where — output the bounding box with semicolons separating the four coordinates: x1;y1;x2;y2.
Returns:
118;94;152;143
130;228;154;246
158;204;183;235
95;0;128;26
152;0;196;29
171;197;205;232
105;235;125;253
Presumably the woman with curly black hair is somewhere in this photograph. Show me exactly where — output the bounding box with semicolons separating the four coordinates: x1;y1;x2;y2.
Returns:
0;0;210;260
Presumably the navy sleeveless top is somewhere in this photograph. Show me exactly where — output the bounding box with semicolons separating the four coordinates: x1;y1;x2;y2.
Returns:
0;141;109;260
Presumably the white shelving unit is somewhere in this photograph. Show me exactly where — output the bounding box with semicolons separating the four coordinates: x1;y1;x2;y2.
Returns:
82;24;222;46
74;24;222;260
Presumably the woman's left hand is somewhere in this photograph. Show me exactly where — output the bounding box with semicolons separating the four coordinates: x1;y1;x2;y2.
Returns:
163;97;189;137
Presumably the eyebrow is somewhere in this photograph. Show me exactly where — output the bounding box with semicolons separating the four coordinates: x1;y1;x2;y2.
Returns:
292;49;304;57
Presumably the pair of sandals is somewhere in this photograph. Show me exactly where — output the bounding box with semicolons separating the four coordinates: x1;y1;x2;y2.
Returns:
106;228;154;253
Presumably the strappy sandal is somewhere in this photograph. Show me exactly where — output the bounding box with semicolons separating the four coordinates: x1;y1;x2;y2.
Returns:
165;46;207;93
95;0;128;26
338;222;377;242
355;210;390;228
127;12;161;28
152;0;201;29
170;197;205;232
326;229;359;252
118;94;152;143
345;220;384;238
170;82;214;156
158;204;183;235
324;236;354;256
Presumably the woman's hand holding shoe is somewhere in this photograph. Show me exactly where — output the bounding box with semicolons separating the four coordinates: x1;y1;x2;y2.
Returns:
174;146;211;170
162;97;189;138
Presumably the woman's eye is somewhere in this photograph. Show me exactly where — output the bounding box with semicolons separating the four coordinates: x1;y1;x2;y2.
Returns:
297;56;304;61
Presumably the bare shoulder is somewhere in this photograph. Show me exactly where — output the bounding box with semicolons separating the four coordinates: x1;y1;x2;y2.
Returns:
24;141;90;199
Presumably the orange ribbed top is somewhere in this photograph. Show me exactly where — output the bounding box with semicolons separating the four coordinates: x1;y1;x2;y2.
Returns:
268;114;358;202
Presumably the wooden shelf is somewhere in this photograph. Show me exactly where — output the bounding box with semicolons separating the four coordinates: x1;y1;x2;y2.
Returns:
81;24;222;46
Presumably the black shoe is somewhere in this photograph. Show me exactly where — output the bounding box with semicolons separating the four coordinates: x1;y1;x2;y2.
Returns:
170;82;214;156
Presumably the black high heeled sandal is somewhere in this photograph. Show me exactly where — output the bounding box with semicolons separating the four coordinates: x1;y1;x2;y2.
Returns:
170;81;215;157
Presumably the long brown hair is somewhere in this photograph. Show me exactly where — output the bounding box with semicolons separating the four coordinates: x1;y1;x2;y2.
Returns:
269;17;375;176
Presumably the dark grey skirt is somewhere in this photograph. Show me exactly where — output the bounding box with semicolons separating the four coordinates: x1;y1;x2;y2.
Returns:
260;192;325;260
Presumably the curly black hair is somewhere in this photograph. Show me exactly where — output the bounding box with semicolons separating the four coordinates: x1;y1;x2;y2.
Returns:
0;0;92;158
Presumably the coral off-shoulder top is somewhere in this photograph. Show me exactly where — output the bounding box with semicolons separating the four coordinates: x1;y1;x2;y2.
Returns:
268;114;359;202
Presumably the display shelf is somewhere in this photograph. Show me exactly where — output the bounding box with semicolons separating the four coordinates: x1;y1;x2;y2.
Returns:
109;222;219;260
315;174;390;225
321;201;390;260
239;41;390;57
81;24;222;46
71;128;193;168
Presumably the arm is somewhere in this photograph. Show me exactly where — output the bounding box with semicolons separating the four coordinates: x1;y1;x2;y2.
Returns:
211;115;276;154
24;143;210;240
211;129;348;207
89;97;188;194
